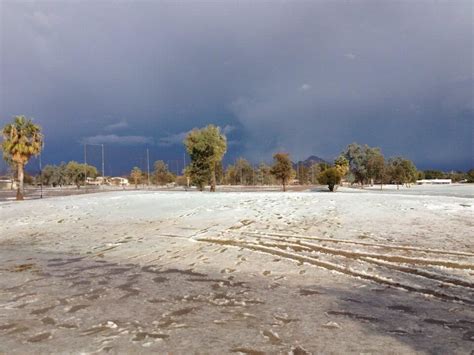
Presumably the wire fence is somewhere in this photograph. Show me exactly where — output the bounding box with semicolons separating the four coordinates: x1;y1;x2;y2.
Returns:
0;184;196;202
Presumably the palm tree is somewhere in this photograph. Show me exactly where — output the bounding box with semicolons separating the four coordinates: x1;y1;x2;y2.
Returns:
2;116;43;200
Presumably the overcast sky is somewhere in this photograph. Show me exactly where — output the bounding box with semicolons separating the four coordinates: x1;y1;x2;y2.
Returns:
1;1;472;174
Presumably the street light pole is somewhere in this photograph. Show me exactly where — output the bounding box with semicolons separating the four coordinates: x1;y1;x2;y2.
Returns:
39;152;43;199
101;144;105;180
84;144;87;192
84;143;105;187
146;148;150;187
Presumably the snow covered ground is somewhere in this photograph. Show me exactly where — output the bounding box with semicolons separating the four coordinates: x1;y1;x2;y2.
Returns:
0;186;473;353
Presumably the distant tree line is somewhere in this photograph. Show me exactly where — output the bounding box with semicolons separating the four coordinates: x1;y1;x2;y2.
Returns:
2;116;473;199
41;161;98;188
339;143;419;190
39;159;181;189
419;169;473;183
181;127;473;192
128;160;177;188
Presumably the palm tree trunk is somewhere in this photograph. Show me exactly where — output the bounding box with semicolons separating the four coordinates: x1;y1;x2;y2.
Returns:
282;180;286;192
16;162;24;200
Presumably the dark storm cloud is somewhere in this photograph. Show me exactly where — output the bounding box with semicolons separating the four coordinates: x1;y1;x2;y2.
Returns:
1;0;472;171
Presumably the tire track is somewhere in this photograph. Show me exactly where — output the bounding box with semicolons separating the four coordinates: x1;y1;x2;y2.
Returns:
242;231;474;257
238;235;474;289
239;233;474;270
197;237;474;305
228;232;474;289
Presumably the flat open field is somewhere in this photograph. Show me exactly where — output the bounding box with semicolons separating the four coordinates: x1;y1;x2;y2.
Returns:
0;186;473;354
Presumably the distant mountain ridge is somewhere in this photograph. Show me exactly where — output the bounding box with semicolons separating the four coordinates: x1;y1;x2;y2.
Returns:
293;155;329;168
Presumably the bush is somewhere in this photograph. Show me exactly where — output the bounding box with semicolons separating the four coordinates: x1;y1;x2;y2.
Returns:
318;167;343;192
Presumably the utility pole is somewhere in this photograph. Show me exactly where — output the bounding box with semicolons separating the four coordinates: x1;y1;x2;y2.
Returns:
240;162;243;185
101;144;105;180
253;164;255;186
146;148;150;187
84;144;87;192
184;152;189;187
84;143;105;188
39;152;43;199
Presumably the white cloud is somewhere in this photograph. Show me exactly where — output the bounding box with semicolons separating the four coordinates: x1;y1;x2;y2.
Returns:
82;134;153;145
28;11;58;31
300;83;311;91
104;119;129;131
222;125;235;134
158;131;189;147
158;125;235;146
344;52;356;60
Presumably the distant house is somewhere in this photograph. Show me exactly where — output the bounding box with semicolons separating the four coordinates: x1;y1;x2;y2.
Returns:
109;177;129;186
416;179;452;185
0;178;17;190
86;176;109;185
86;177;101;186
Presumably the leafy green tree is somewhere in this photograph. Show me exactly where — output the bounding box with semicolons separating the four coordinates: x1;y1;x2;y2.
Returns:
318;162;331;172
401;159;418;186
41;165;58;186
215;162;224;185
256;163;275;185
225;158;254;185
365;149;384;186
130;167;143;188
223;164;237;185
445;171;467;183
65;161;97;189
308;163;321;184
417;170;425;180
1;116;43;200
270;152;293;192
342;143;366;185
342;143;382;186
184;125;227;192
366;153;385;189
423;170;445;179
318;167;343;192
387;157;417;189
296;163;309;185
466;169;474;183
153;160;175;185
40;162;68;187
334;155;349;178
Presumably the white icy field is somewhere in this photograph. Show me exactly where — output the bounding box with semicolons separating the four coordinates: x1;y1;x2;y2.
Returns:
0;186;473;353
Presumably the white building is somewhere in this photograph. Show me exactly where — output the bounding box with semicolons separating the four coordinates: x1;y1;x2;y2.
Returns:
86;177;101;185
109;177;129;186
0;179;17;190
416;179;452;185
